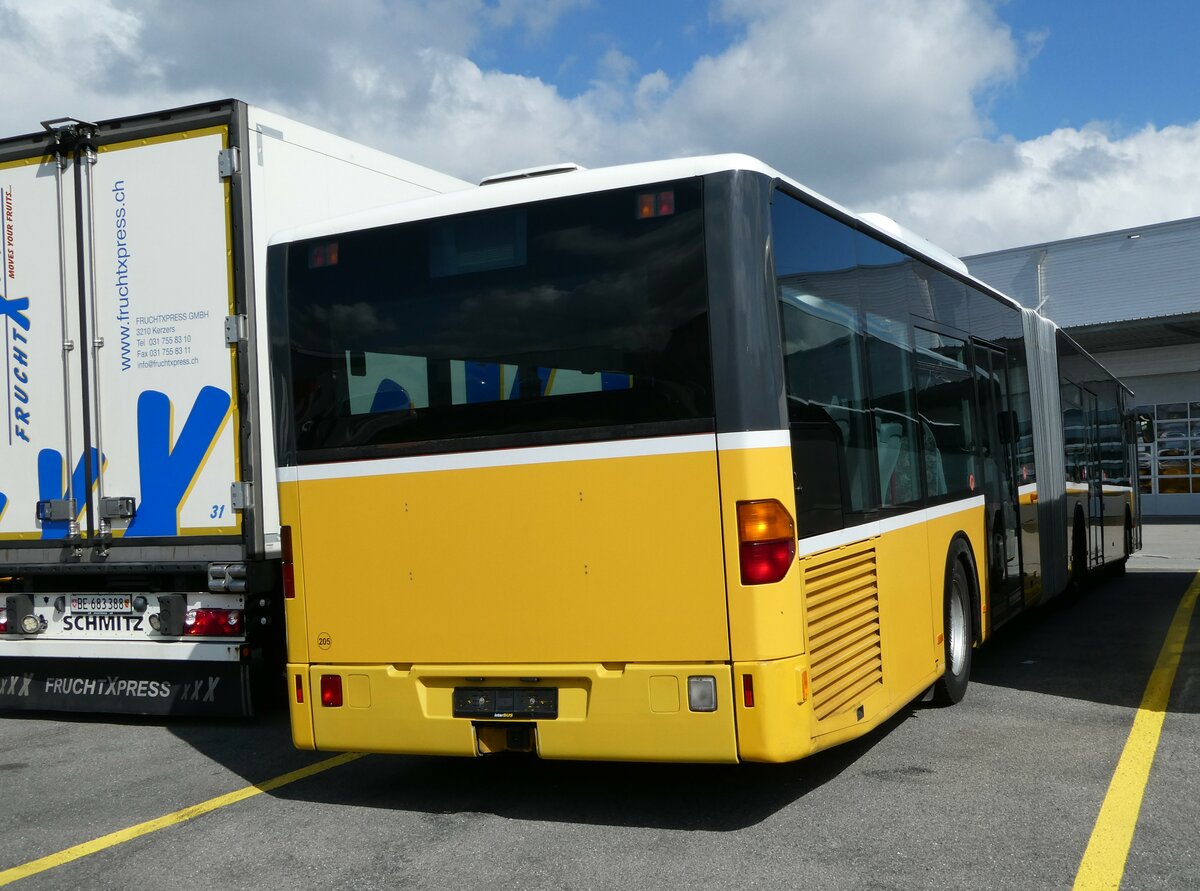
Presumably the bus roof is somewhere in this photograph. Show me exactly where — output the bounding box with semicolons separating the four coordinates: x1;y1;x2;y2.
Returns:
270;152;1020;314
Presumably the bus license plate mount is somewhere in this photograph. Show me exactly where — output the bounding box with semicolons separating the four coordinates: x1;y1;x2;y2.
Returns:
69;594;134;615
453;687;558;719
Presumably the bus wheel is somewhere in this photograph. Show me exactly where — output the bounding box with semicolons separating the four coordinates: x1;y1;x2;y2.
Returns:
933;549;973;705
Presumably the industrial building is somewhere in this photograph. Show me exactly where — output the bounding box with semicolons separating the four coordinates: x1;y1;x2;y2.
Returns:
964;217;1200;516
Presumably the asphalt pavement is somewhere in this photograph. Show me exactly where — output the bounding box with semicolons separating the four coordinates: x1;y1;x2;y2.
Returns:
0;521;1196;890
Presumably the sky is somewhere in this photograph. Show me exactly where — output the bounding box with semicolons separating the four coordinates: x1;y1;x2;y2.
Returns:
2;0;1199;256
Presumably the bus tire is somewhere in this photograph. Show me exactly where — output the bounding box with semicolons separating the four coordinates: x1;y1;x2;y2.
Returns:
933;544;974;706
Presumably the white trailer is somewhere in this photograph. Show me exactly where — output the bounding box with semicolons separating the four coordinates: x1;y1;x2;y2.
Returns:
0;99;470;714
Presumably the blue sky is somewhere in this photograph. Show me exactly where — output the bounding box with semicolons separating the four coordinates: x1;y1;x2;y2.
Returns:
3;0;1200;255
474;0;1200;140
990;1;1200;138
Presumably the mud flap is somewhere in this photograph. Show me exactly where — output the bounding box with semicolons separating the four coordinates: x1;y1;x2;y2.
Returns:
0;658;252;716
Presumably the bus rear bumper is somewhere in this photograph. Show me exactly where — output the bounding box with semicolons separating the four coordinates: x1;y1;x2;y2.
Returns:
290;662;740;763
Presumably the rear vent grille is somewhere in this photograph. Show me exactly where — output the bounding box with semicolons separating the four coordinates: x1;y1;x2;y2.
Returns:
805;546;882;721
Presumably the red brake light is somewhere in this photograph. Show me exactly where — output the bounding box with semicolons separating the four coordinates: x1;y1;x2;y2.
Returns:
742;674;755;708
320;675;343;708
0;608;7;634
182;608;243;637
739;540;796;584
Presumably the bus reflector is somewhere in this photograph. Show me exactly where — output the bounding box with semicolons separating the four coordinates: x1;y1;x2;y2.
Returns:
321;675;343;708
736;500;796;585
183;608;243;637
742;674;755;708
295;675;305;704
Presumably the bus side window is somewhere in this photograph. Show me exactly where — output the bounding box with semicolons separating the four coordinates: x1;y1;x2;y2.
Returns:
866;313;922;508
779;290;876;525
789;409;848;536
914;328;978;500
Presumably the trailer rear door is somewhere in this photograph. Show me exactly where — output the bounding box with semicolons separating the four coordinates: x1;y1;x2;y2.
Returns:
0;147;81;540
0;123;240;546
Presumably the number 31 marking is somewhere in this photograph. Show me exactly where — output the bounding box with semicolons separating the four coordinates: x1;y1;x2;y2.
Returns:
210;504;226;519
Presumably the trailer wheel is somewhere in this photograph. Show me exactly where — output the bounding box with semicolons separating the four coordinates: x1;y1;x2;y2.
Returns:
933;544;974;705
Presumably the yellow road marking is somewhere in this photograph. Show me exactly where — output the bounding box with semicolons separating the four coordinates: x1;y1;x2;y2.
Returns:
1073;572;1200;890
0;752;363;887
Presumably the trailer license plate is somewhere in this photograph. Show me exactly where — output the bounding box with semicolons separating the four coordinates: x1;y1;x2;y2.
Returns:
69;594;134;615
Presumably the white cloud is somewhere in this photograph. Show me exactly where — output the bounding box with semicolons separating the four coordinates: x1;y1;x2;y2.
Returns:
486;0;590;36
885;122;1200;255
2;0;1198;256
646;0;1023;196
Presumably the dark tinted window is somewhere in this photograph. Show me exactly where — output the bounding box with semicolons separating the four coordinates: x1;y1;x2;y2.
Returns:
915;328;979;500
283;181;712;458
867;313;922;507
773;195;877;534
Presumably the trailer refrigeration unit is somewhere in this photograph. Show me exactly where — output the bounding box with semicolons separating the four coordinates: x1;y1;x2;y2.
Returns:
0;99;470;715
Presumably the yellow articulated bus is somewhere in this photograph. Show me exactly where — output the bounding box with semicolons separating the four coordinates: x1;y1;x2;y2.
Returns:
266;155;1138;763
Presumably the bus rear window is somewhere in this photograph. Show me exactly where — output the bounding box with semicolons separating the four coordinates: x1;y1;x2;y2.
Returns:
283;180;712;460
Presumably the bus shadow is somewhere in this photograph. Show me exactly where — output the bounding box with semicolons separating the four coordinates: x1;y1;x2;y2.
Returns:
160;703;918;832
257;708;916;832
154;568;1198;830
969;569;1199;714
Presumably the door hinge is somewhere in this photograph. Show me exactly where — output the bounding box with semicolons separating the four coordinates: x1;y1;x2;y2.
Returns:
225;314;247;345
231;482;253;511
218;147;241;178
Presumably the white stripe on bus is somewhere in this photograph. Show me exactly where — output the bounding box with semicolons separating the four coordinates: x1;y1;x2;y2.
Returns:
278;430;792;483
796;496;986;558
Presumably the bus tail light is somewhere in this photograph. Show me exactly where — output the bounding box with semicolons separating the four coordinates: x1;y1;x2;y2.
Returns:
742;674;755;708
183;608;243;636
0;608;7;634
295;674;305;704
320;675;343;708
736;500;796;585
281;525;295;599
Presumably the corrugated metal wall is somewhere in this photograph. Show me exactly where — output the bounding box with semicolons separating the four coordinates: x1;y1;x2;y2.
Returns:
965;216;1200;327
966;219;1200;518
